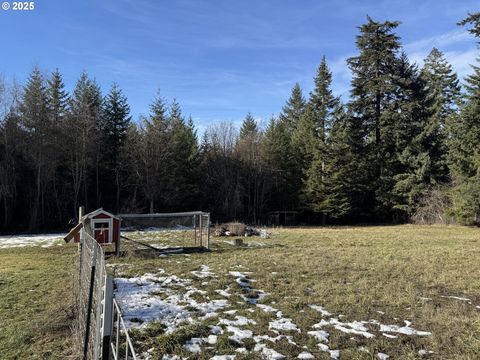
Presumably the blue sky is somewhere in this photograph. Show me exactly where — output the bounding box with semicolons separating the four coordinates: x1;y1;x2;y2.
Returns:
1;0;479;131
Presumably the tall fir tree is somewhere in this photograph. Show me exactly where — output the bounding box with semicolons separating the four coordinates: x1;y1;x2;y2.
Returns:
142;92;171;212
100;83;131;212
448;12;480;224
420;48;461;182
46;69;70;224
299;57;341;222
347;16;402;218
20;67;52;229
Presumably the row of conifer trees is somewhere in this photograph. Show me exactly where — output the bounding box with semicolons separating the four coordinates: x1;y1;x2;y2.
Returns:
1;13;479;230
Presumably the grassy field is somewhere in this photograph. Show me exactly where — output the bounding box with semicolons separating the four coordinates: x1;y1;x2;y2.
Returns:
110;225;480;359
1;225;480;359
0;244;77;359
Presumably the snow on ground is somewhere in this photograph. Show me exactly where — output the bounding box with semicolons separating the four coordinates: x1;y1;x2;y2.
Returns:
115;270;229;331
297;351;315;359
116;263;437;359
0;233;65;249
229;271;268;304
379;320;431;336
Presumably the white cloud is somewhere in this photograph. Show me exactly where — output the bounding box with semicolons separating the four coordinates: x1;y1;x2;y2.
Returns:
405;30;471;54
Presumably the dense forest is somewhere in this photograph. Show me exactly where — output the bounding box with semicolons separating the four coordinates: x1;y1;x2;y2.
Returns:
1;13;480;231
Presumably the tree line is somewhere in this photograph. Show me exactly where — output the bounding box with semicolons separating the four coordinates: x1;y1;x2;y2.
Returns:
1;13;480;231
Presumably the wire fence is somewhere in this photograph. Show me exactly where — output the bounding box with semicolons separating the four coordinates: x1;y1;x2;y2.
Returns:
75;222;137;359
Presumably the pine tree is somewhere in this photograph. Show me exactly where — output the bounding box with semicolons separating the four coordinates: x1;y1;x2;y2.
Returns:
448;13;480;224
100;83;131;212
46;69;70;224
458;12;480;39
386;53;433;217
142;92;171;212
300;57;341;222
276;83;307;209
279;83;306;132
322;108;368;219
347;16;402;217
67;72;102;214
420;48;461;181
240;112;258;138
20;67;51;229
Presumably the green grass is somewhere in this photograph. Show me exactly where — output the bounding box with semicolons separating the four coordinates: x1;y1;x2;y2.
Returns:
112;225;480;359
0;244;77;359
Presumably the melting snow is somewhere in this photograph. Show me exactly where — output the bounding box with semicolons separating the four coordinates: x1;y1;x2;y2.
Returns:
318;344;340;359
191;265;216;279
227;326;253;344
269;317;300;332
297;351;315;359
441;295;471;302
313;318;374;338
379;320;431;336
0;233;64;249
254;343;286;359
183;337;203;353
377;353;389;360
115;271;229;331
307;330;329;342
309;304;332;317
219;316;256;326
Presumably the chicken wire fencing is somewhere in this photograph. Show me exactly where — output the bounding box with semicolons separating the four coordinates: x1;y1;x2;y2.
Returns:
75;222;137;359
118;211;211;250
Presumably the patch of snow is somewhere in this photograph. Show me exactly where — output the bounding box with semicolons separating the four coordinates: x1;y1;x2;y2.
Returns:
219;316;256;326
309;304;332;316
227;326;253;344
313;318;374;338
418;349;434;356
115;270;229;331
382;333;397;339
377;353;389;360
254;343;286;359
0;233;64;249
183;337;203;353
269;317;300;332
191;265;216;279
441;295;471;301
297;351;315;359
205;335;218;345
210;356;235;360
215;289;232;297
379;320;431;336
307;330;329;342
318;344;340;359
209;325;223;335
257;304;279;313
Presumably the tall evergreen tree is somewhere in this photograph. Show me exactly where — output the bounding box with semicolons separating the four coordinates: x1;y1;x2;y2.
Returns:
20;67;51;229
100;83;131;212
142;92;171;212
239;112;258;138
448;13;480;224
300;57;341;222
347;16;402;217
420;48;461;181
66;72;102;214
46;69;70;224
279;83;306;132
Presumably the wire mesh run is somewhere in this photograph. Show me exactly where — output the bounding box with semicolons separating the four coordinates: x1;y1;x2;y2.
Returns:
119;211;211;250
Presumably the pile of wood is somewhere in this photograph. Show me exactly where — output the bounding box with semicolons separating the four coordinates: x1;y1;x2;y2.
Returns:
214;222;270;238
